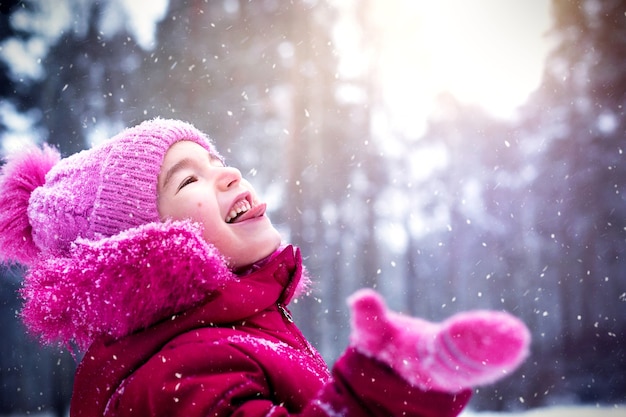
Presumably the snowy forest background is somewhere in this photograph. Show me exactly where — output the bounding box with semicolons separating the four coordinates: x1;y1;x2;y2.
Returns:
0;0;625;415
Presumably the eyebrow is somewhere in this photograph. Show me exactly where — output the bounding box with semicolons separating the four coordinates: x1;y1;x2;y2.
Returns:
161;157;195;191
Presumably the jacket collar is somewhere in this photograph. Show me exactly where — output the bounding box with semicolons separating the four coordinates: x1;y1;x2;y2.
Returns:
160;244;303;329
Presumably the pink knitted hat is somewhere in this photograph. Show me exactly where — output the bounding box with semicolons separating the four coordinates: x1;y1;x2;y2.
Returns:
0;118;219;265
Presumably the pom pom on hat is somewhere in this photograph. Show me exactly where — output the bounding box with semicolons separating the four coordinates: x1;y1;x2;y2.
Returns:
0;144;60;265
0;118;218;264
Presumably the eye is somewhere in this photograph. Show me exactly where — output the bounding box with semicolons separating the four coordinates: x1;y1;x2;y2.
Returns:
177;176;197;192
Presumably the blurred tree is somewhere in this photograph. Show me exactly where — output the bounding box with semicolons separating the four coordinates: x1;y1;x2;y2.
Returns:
279;0;358;356
470;0;626;407
0;0;19;101
0;266;74;417
372;0;626;410
521;0;626;404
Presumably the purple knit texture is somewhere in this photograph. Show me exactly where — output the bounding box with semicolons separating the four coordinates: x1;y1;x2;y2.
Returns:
24;118;218;260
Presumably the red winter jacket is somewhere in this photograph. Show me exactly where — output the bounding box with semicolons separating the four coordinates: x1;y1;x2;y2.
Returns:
69;245;470;416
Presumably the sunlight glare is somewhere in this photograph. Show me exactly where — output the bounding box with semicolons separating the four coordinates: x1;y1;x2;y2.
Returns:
418;0;552;118
334;0;553;135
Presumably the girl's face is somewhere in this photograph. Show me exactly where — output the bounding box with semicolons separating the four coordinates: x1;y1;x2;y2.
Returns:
157;140;282;270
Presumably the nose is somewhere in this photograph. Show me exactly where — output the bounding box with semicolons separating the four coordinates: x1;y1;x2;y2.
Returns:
216;166;242;190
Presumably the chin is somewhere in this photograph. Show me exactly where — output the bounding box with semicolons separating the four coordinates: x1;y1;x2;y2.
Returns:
231;234;282;270
256;234;283;261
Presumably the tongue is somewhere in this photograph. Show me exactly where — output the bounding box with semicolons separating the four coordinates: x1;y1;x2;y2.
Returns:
231;203;266;223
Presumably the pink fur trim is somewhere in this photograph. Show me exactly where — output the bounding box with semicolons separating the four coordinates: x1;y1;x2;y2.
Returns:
0;144;60;265
20;220;236;350
348;288;531;393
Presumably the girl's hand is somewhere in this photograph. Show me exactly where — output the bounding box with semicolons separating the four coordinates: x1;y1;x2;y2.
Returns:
348;288;531;393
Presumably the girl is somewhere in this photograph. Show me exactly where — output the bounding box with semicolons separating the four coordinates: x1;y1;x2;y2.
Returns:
0;118;530;417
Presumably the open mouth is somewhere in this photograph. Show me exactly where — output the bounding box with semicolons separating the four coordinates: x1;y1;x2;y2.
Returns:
226;192;268;224
226;198;252;223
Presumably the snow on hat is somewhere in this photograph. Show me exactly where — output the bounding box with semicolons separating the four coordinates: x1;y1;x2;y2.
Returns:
0;118;219;265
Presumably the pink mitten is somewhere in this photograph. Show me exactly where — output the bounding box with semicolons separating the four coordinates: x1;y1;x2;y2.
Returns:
348;288;531;393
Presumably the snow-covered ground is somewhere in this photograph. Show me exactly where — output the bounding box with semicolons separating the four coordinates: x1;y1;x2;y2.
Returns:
462;405;626;417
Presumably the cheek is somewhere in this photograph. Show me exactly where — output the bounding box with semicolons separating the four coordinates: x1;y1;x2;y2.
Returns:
163;197;207;223
191;201;223;234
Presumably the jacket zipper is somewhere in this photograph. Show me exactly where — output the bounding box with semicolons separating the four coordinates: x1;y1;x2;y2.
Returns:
276;302;323;365
277;303;294;323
